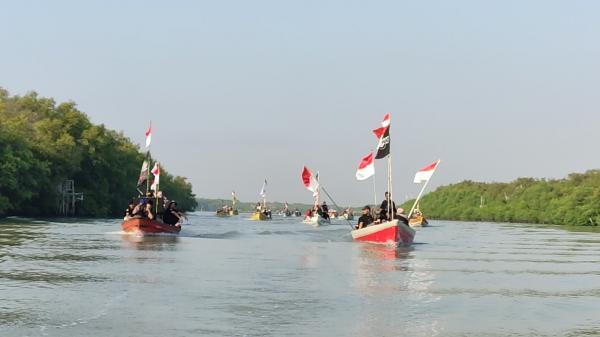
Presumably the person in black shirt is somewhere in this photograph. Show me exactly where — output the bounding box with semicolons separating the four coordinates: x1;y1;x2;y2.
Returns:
379;192;396;221
355;206;374;230
321;201;330;219
124;201;135;220
163;201;183;225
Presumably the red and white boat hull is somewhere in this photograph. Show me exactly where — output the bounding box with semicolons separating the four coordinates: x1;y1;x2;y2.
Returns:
351;220;415;246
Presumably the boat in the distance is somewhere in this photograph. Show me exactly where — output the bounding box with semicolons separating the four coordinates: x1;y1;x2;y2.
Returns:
216;191;239;217
351;219;415;246
122;217;181;234
300;166;331;227
250;180;271;221
303;213;330;227
408;206;429;227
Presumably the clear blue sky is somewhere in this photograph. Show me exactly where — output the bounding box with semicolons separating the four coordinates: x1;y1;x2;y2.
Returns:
1;0;599;205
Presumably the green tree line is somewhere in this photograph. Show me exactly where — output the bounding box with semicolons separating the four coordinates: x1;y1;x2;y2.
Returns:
0;88;196;217
401;170;600;226
196;198;314;213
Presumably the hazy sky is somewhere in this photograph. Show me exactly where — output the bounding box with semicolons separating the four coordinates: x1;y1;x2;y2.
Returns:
1;0;599;206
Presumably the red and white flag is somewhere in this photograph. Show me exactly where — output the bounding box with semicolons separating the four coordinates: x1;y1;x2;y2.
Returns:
150;162;160;191
414;160;440;183
301;166;319;196
355;152;375;181
381;113;390;127
145;122;152;148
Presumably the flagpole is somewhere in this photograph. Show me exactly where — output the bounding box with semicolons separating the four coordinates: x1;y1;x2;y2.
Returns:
316;172;320;206
408;161;440;219
145;152;150;195
372;169;377;207
387;155;392;220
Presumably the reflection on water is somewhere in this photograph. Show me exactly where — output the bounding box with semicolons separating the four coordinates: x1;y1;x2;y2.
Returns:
120;234;180;251
0;214;599;337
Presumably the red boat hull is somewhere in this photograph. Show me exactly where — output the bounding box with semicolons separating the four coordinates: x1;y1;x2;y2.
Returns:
121;218;181;234
351;220;415;246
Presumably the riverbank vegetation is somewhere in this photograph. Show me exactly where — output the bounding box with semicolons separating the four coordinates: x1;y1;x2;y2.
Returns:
0;88;196;217
401;170;600;226
196;198;314;213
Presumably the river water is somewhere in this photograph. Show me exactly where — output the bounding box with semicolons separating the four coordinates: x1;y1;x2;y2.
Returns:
0;213;599;337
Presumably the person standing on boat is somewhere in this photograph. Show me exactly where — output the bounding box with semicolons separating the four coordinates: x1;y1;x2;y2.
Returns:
379;192;396;221
321;201;330;220
355;206;374;230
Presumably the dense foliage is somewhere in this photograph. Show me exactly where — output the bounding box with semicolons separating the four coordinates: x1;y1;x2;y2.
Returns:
401;171;600;226
0;88;196;217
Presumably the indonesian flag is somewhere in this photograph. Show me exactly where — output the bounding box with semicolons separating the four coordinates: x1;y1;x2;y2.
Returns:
301;166;319;196
381;113;390;127
137;160;149;187
259;179;267;198
355;152;375;181
373;114;391;159
145;122;152;148
414;160;441;183
150;162;160;191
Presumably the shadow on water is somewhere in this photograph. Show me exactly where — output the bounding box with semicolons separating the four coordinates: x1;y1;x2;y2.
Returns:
120;234;180;251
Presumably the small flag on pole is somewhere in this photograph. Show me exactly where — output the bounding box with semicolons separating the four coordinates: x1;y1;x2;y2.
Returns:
145;122;152;148
137;160;149;187
150;162;160;191
259;179;267;198
414;160;441;183
355;152;375;181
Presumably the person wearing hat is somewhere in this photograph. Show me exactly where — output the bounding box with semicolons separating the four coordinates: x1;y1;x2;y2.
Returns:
355;206;374;230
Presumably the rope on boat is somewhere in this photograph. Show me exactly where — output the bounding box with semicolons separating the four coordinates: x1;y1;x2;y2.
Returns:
321;187;354;230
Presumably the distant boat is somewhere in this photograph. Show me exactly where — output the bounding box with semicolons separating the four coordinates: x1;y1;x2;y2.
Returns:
303;213;330;227
301;166;331;227
250;179;271;221
216;191;239;217
408;205;429;228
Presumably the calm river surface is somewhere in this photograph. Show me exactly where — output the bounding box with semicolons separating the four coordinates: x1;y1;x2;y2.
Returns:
1;213;599;337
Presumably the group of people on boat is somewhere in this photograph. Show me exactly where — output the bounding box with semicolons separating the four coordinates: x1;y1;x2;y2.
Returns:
255;203;272;219
354;192;409;230
124;191;184;226
305;201;330;220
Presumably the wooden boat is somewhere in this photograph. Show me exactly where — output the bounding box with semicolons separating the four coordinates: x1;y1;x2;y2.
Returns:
351;219;414;246
409;213;429;228
303;214;330;227
216;208;238;217
122;217;181;234
250;211;271;221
